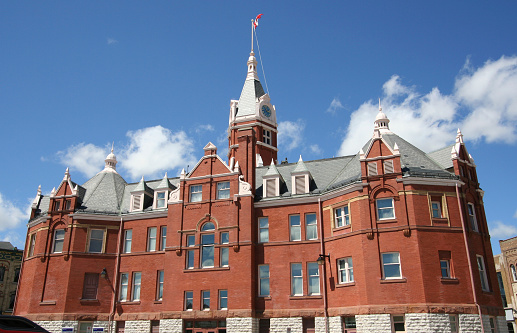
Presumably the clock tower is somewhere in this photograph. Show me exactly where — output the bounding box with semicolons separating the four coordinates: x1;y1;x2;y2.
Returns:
228;49;278;172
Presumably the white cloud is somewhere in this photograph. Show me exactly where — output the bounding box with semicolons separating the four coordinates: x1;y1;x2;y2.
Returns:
326;98;345;114
338;56;517;156
57;143;107;178
310;144;322;155
107;38;118;45
195;124;215;133
278;120;305;151
121;125;197;180
0;193;28;232
489;221;517;239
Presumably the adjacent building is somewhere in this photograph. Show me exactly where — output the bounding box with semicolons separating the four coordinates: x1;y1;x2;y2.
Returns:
495;237;517;332
14;43;506;333
0;241;22;315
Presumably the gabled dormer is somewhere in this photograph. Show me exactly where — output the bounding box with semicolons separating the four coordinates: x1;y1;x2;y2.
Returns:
291;155;312;195
130;176;153;212
48;168;83;213
153;173;174;209
262;160;284;198
451;129;478;182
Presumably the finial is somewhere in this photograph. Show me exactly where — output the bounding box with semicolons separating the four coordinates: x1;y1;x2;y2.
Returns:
111;141;114;153
456;128;464;144
379;98;382;111
298;155;303;162
63;168;70;181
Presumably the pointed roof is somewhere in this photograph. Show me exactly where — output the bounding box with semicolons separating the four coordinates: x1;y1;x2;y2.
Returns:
292;155;310;174
264;160;281;177
235;51;266;118
156;173;173;190
132;176;153;195
103;144;118;173
80;170;128;213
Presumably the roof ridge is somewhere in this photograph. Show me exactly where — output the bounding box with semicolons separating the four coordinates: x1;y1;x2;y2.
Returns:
323;153;361;192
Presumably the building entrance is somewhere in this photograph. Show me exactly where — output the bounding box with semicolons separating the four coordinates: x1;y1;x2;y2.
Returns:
184;320;226;333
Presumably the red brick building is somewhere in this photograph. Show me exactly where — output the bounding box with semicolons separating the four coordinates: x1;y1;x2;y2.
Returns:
14;47;505;333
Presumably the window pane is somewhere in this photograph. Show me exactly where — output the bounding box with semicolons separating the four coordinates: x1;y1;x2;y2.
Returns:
120;273;128;301
190;185;202;202
308;262;320;295
185;291;193;310
201;234;215;267
160;227;167;251
148;227;157;251
382;252;399;264
53;229;65;253
259;265;270;296
132;272;141;301
89;229;104;253
124;230;132;253
219;290;228;309
221;232;229;244
202;290;210;309
306;213;318;240
290;215;301;241
259;217;269;243
291;263;303;295
221;247;229;266
217;182;230;199
201;222;215;231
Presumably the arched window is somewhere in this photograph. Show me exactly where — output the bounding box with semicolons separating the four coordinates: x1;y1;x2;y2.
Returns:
201;222;215;268
511;264;517;282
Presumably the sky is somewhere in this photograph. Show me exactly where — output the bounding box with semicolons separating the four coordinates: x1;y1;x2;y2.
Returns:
1;1;516;255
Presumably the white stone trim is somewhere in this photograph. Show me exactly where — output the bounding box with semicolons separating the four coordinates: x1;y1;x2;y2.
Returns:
397;177;464;186
291;173;309;195
256;141;279;151
229;121;279;133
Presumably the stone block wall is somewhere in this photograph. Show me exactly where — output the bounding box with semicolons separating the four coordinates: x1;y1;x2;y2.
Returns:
405;313;450;333
35;320;114;333
227;317;258;333
355;314;391;333
159;319;183;333
270;317;303;333
124;320;151;333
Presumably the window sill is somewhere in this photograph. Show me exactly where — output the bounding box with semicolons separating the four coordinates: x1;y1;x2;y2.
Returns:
183;266;230;273
80;299;100;305
289;295;323;300
118;301;141;305
154;300;163;304
258;296;272;300
380;278;407;284
333;225;351;231
335;282;355;288
377;218;397;224
440;277;459;284
39;301;56;306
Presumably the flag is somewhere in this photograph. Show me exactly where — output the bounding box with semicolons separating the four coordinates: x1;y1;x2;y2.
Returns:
253;14;263;29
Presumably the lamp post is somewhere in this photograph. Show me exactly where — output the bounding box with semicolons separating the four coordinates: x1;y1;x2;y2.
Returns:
100;268;108;279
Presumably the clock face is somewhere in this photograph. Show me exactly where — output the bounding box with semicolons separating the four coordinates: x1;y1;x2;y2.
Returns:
261;105;272;118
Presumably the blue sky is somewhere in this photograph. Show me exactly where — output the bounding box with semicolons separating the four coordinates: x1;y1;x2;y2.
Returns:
1;1;516;254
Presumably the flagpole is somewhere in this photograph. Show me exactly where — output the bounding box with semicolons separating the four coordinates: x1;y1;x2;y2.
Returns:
251;19;254;52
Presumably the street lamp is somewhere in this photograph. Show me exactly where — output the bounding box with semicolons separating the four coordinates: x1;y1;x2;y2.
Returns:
100;268;108;279
317;254;330;265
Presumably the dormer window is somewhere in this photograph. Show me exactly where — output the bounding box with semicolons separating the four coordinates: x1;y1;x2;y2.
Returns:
131;194;143;212
155;191;167;209
291;156;311;195
265;179;276;197
263;130;271;145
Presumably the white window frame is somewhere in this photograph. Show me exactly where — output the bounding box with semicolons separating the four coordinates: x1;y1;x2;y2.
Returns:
259;217;269;243
186;235;195;269
131;194;143;212
28;233;36;257
190;185;202;203
440;259;451;278
477;255;489;292
431;201;442;218
160;226;167;251
53;229;65;253
131;272;141;301
155;191;167;209
291;263;303;296
147;227;157;252
123;229;132;253
201;232;215;268
263;129;271;145
467;203;478;232
156;270;164;301
259;265;270;297
376;198;395;220
307;262;320;295
217;181;230;200
511;264;517;281
338;257;354;283
219;289;228;310
335;205;350;228
220;232;229;267
185;291;193;310
289;215;301;241
305;213;318;240
264;178;278;198
119;273;128;301
381;252;402;280
88;228;105;253
202;290;210;310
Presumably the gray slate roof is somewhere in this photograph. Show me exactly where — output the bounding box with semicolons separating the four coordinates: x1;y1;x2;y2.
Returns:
428;145;454;170
236;79;265;117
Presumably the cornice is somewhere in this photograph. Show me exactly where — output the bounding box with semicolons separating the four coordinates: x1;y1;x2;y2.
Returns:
397;177;464;186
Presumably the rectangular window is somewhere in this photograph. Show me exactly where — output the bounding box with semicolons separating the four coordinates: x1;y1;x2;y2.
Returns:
217;181;230;199
160;226;167;251
185;291;193;310
477;255;489;291
82;273;99;300
289;215;301;241
156;191;166;208
266;179;276;197
384;160;394;174
190;185;202;202
259;217;269;243
0;267;4;282
291;263;303;296
156;270;164;301
263;129;271;145
307;262;320;295
13;268;20;282
131;272;141;301
382;252;402;279
28;233;36;257
377;198;395;220
468;203;478;231
132;195;142;211
368;162;378;176
440;259;451;278
53;200;61;211
343;316;356;329
259;265;270;297
219;289;228;310
202;290;210;310
392;315;405;332
201;234;215;268
65;199;72;210
338;257;354;283
449;314;458;333
53;229;65;253
123;229;132;253
431;201;442;218
335;206;350;228
186;235;195;269
88;229;105;253
147;227;157;252
489;317;496;333
119;273;128;301
305;213;318;240
220;232;229;267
